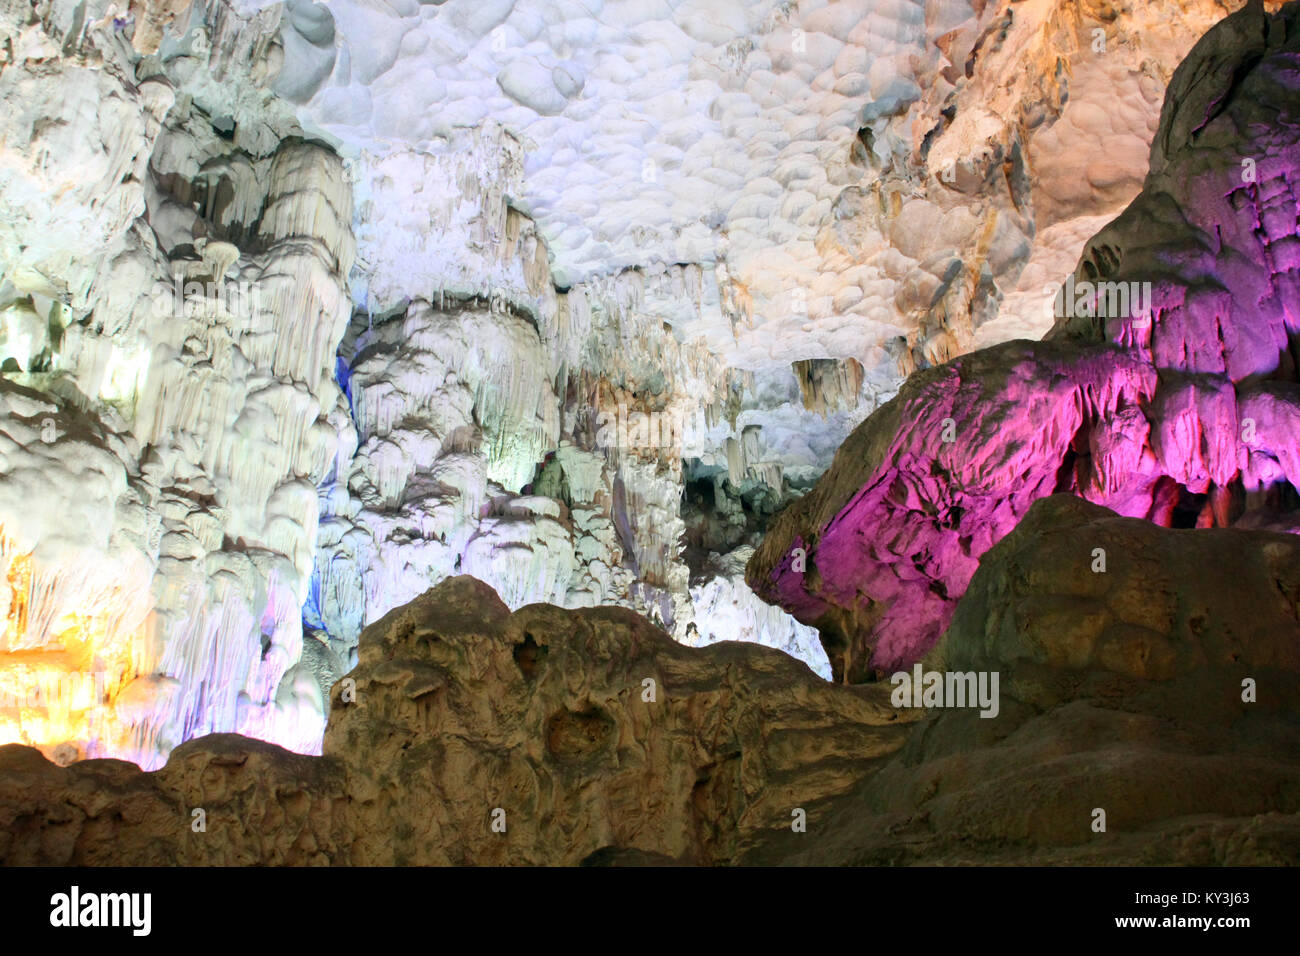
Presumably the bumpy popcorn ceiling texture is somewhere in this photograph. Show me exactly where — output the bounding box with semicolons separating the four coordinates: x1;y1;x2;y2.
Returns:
0;0;1297;867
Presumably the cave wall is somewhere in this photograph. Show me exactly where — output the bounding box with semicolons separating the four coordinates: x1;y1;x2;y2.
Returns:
0;0;1276;765
750;0;1300;682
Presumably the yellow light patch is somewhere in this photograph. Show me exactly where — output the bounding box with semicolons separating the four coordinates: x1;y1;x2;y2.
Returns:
0;532;149;765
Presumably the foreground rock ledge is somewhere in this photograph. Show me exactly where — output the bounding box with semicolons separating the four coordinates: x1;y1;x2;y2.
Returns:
0;575;914;865
1;496;1298;865
785;495;1300;865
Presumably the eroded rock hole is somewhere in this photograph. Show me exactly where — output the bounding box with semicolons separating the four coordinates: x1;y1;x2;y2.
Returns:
513;631;547;679
545;705;614;762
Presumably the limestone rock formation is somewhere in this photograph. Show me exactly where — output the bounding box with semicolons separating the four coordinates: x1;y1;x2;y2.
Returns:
768;495;1300;865
304;0;1265;383
0;575;917;865
0;734;351;866
0;0;1286;776
0;0;353;768
750;0;1300;682
1;0;839;773
2;502;1296;865
325;576;911;865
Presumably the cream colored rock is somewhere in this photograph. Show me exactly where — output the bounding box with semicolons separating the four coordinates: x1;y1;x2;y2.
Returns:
0;7;355;767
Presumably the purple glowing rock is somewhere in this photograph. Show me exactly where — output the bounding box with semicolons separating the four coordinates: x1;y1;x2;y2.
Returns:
749;1;1300;683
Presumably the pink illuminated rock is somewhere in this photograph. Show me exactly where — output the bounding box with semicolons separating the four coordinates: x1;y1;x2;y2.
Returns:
750;1;1300;682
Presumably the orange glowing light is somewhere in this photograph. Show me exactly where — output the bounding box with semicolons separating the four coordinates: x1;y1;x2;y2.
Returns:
0;531;150;765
